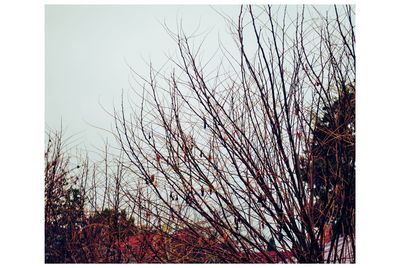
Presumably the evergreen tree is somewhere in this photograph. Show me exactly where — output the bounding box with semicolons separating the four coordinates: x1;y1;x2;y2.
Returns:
301;83;355;240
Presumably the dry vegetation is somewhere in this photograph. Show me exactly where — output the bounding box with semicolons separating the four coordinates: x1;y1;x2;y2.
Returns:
45;5;355;263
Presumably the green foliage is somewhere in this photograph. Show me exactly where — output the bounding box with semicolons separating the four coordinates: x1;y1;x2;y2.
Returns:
301;84;355;237
88;208;138;238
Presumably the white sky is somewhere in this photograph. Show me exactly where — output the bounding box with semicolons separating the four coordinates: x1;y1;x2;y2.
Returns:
45;5;241;152
45;4;337;156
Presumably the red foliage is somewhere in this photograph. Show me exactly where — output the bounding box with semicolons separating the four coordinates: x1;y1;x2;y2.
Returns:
116;233;166;263
251;251;295;263
115;229;295;263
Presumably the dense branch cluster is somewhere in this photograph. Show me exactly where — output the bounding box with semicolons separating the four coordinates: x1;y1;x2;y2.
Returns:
45;5;355;263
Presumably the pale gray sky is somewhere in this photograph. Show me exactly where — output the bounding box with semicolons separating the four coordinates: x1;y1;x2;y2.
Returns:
45;5;338;157
45;5;241;152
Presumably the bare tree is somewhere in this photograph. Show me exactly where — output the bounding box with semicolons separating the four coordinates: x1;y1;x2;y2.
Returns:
113;5;355;263
45;129;89;262
45;130;139;263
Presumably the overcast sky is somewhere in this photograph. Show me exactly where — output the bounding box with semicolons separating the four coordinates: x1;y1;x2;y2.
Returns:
45;4;340;159
45;5;242;153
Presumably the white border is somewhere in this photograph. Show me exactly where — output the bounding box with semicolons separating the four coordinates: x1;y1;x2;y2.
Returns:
2;0;399;267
